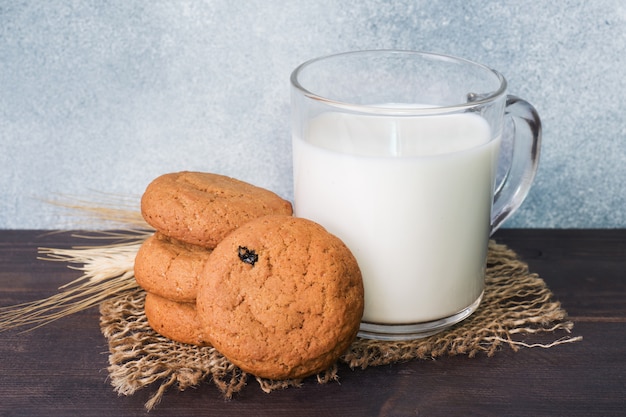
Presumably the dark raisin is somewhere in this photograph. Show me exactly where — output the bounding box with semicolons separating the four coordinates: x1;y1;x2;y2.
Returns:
238;246;258;266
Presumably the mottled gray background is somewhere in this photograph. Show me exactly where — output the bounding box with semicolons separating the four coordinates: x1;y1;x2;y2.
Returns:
1;0;624;229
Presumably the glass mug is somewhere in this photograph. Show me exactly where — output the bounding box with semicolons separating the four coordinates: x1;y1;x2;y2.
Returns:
290;50;541;340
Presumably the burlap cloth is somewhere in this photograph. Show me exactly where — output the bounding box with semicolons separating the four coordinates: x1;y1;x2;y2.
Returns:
99;240;580;410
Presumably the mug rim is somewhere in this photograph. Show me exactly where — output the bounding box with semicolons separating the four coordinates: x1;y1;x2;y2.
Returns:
290;49;508;115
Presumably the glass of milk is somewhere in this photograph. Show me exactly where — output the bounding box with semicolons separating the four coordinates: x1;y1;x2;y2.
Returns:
291;50;541;340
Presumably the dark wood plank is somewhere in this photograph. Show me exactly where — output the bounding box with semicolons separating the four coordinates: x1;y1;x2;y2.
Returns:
494;229;626;320
1;230;625;417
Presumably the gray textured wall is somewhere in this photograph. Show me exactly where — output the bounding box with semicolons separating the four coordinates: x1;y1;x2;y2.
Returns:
1;1;624;229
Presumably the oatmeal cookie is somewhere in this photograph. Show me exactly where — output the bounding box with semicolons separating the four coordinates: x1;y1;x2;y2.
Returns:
196;215;363;380
140;171;293;247
144;292;208;346
134;232;212;303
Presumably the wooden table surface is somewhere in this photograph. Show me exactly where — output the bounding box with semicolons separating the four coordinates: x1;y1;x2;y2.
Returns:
1;229;625;417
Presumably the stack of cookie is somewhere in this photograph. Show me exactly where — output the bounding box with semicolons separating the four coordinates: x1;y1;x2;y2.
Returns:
134;171;364;380
135;171;294;346
134;232;213;346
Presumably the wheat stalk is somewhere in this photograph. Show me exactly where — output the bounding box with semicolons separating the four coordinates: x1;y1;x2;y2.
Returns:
0;199;152;332
43;192;149;230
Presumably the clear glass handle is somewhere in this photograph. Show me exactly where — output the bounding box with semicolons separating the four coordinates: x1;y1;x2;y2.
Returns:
490;95;542;235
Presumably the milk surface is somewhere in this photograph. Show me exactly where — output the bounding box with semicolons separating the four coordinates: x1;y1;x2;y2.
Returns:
293;111;500;324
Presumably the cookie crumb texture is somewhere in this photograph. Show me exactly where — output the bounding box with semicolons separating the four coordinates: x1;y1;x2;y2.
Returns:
140;171;293;248
197;215;364;380
134;232;213;303
144;292;209;347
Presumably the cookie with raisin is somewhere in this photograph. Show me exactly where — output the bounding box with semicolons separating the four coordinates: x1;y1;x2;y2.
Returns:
196;215;364;380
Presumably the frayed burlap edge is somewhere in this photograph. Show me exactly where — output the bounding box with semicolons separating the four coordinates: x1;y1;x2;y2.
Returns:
99;240;581;411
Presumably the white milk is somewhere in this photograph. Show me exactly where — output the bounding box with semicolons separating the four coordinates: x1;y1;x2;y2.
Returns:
293;111;500;324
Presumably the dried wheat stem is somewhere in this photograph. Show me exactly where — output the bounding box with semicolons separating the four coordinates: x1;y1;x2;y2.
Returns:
0;231;147;332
